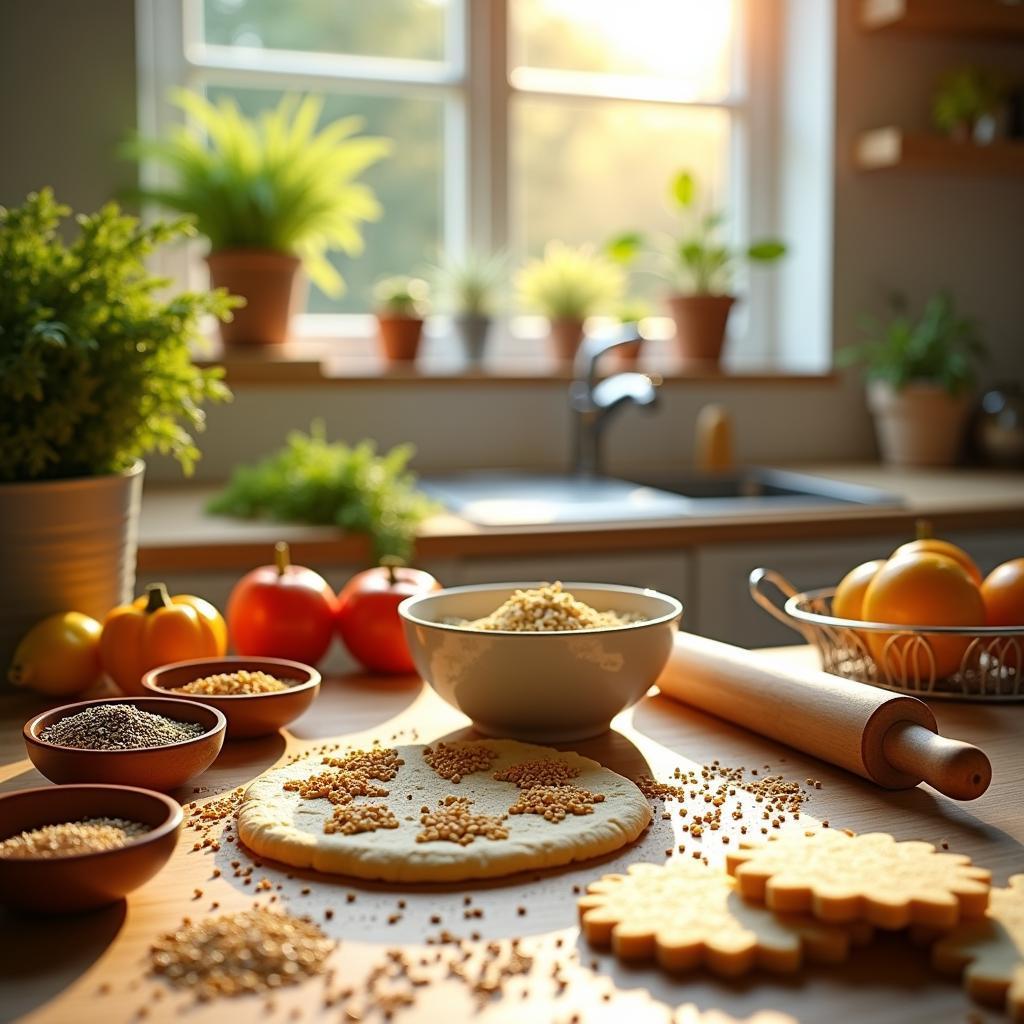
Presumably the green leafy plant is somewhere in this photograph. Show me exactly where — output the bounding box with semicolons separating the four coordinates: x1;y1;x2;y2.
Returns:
932;67;1004;136
608;170;786;296
430;251;506;317
207;422;437;561
515;241;625;320
838;290;987;395
373;276;431;317
0;189;233;483
125;90;391;296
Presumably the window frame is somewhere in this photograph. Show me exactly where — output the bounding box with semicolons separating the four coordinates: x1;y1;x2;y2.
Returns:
136;0;781;363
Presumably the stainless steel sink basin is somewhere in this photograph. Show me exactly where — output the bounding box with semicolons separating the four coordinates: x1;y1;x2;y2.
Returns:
421;469;902;527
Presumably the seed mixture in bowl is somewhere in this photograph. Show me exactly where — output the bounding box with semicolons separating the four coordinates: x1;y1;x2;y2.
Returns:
452;582;643;632
39;704;206;750
0;817;150;858
178;670;290;696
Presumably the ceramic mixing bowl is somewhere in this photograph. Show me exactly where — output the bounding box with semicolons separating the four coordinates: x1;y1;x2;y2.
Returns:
399;582;682;741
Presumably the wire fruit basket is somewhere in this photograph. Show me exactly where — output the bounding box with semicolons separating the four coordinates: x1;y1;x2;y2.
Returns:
750;567;1024;702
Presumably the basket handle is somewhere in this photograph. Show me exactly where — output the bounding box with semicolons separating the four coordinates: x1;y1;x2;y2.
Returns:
749;568;815;642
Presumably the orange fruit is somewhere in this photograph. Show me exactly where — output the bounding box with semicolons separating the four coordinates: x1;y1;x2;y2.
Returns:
981;558;1024;671
862;553;985;681
891;538;982;586
981;558;1024;627
833;559;886;621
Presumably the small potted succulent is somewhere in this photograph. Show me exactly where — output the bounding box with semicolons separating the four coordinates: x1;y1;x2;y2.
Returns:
611;171;786;366
0;190;233;667
431;251;505;366
933;67;1005;143
126;90;390;347
515;241;625;363
838;290;987;467
374;276;431;363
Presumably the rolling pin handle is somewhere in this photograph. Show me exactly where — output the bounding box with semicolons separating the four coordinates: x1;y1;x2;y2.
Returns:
881;721;992;802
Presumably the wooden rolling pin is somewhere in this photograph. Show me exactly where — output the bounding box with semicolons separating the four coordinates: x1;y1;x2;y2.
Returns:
656;632;992;801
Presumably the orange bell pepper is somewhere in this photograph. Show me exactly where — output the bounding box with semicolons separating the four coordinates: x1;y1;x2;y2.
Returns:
101;583;224;695
130;590;227;656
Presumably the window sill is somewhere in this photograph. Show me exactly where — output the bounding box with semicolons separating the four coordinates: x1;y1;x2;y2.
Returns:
193;329;836;388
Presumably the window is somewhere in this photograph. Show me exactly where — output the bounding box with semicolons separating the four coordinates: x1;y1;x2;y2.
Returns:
139;1;796;362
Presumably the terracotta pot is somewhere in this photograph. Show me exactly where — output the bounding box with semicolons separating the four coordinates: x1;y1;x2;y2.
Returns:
452;313;491;366
867;381;971;467
549;318;585;364
377;315;425;362
667;294;735;365
0;461;144;677
206;249;302;347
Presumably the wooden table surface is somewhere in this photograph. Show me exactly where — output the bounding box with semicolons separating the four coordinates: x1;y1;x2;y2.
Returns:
2;646;1022;1024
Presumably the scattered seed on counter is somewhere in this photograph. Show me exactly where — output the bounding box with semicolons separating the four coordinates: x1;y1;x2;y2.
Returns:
0;817;149;858
150;908;333;998
178;670;290;695
40;704;205;750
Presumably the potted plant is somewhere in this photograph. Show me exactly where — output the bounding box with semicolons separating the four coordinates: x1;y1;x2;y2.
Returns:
126;90;390;347
609;300;651;369
933;67;1005;143
611;171;786;366
515;241;625;363
431;251;505;366
0;190;233;667
838;291;987;467
374;276;431;363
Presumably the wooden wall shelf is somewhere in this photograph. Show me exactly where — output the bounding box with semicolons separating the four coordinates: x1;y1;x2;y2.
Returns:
862;0;1024;39
856;127;1024;174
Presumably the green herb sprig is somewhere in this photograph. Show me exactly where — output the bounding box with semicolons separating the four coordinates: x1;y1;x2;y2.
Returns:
207;422;437;561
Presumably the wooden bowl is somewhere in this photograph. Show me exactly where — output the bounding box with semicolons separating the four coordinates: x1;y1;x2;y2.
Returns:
24;697;226;792
142;657;321;739
0;784;182;913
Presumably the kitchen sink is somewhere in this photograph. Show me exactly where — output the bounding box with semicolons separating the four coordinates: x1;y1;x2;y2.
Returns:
420;469;902;527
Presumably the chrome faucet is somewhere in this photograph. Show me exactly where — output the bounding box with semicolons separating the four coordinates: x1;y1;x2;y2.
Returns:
569;325;661;477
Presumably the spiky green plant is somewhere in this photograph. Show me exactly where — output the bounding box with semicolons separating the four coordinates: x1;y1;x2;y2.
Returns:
430;251;506;317
373;276;431;317
125;90;391;296
515;241;625;320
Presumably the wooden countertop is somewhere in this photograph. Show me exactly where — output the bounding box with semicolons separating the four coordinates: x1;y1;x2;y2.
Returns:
138;464;1024;572
3;646;1022;1023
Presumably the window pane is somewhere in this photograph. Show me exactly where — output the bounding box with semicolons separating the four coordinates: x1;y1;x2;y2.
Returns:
206;84;445;314
201;0;453;63
511;97;730;301
510;0;738;100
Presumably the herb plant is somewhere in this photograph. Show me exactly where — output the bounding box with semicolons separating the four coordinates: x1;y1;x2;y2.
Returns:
430;251;506;317
932;67;1004;137
207;422;437;561
373;276;431;317
125;91;390;297
607;170;786;295
0;189;233;483
838;291;987;395
515;241;625;320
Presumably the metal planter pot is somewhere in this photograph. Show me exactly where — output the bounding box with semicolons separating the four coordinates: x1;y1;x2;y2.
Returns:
452;314;492;366
0;461;144;673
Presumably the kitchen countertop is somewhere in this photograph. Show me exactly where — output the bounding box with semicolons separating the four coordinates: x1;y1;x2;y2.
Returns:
138;464;1024;572
2;645;1021;1023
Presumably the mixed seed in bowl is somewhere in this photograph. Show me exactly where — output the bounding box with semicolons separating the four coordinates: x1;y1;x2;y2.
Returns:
0;817;150;859
178;670;291;696
450;582;644;632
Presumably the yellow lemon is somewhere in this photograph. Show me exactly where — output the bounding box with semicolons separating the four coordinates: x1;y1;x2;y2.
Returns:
8;612;103;697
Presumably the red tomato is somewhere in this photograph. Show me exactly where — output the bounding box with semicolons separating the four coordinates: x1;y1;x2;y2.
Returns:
335;560;440;674
227;542;337;666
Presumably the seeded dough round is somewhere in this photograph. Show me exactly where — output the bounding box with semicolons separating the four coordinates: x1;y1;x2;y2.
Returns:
237;740;652;882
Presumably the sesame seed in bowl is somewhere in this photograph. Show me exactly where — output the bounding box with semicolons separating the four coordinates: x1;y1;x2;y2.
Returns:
400;581;682;742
